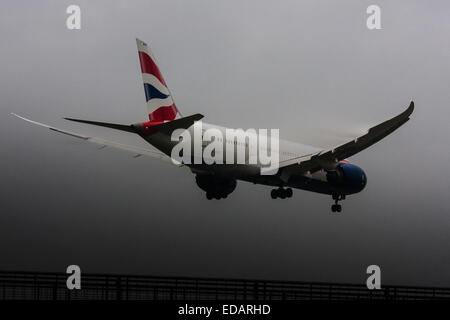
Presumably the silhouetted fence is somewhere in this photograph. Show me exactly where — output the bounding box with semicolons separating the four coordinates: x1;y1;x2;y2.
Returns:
0;270;449;300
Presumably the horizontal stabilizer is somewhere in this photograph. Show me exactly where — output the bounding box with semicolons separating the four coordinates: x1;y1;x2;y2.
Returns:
149;113;204;134
64;118;136;133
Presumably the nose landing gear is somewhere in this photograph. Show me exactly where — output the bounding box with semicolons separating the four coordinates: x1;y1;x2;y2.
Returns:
331;194;345;212
331;203;341;212
271;187;293;199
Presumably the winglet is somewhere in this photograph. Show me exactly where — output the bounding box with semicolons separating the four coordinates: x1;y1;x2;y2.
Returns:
368;100;414;135
11;113;89;139
11;112;53;129
405;100;414;118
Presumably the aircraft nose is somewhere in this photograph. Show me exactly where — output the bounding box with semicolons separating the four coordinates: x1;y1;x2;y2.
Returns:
338;163;367;194
360;169;367;191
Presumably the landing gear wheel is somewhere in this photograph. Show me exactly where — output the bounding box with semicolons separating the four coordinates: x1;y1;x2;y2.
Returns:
206;192;213;200
271;189;278;199
286;188;293;198
271;187;293;199
331;194;344;212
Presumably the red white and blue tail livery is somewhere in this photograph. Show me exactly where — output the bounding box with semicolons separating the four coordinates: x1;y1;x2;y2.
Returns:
137;38;180;122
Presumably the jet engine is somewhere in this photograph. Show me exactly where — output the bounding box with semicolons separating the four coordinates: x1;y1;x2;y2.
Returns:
326;162;367;194
195;175;237;200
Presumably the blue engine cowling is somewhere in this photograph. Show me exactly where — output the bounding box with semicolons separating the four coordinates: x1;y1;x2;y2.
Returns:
326;163;367;194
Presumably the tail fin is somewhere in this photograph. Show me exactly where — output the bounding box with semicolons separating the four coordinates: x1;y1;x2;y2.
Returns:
136;38;181;122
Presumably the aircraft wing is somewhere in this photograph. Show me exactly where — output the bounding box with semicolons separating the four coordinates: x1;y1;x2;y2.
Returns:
11;113;176;164
279;101;414;181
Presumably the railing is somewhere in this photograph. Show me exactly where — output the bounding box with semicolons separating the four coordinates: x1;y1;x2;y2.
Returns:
0;270;449;300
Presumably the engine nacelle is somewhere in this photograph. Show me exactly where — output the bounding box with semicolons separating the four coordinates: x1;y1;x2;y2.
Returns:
326;163;367;194
195;175;237;199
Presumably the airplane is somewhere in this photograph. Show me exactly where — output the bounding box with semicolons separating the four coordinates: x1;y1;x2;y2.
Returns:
12;38;414;212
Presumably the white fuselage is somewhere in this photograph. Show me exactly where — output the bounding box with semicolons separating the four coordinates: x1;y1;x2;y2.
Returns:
141;121;331;188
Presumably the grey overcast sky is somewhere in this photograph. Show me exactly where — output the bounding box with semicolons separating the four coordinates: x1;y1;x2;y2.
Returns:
1;0;449;286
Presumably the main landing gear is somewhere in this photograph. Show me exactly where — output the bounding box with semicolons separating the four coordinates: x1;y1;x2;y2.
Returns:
271;187;293;199
331;194;345;212
206;192;228;200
